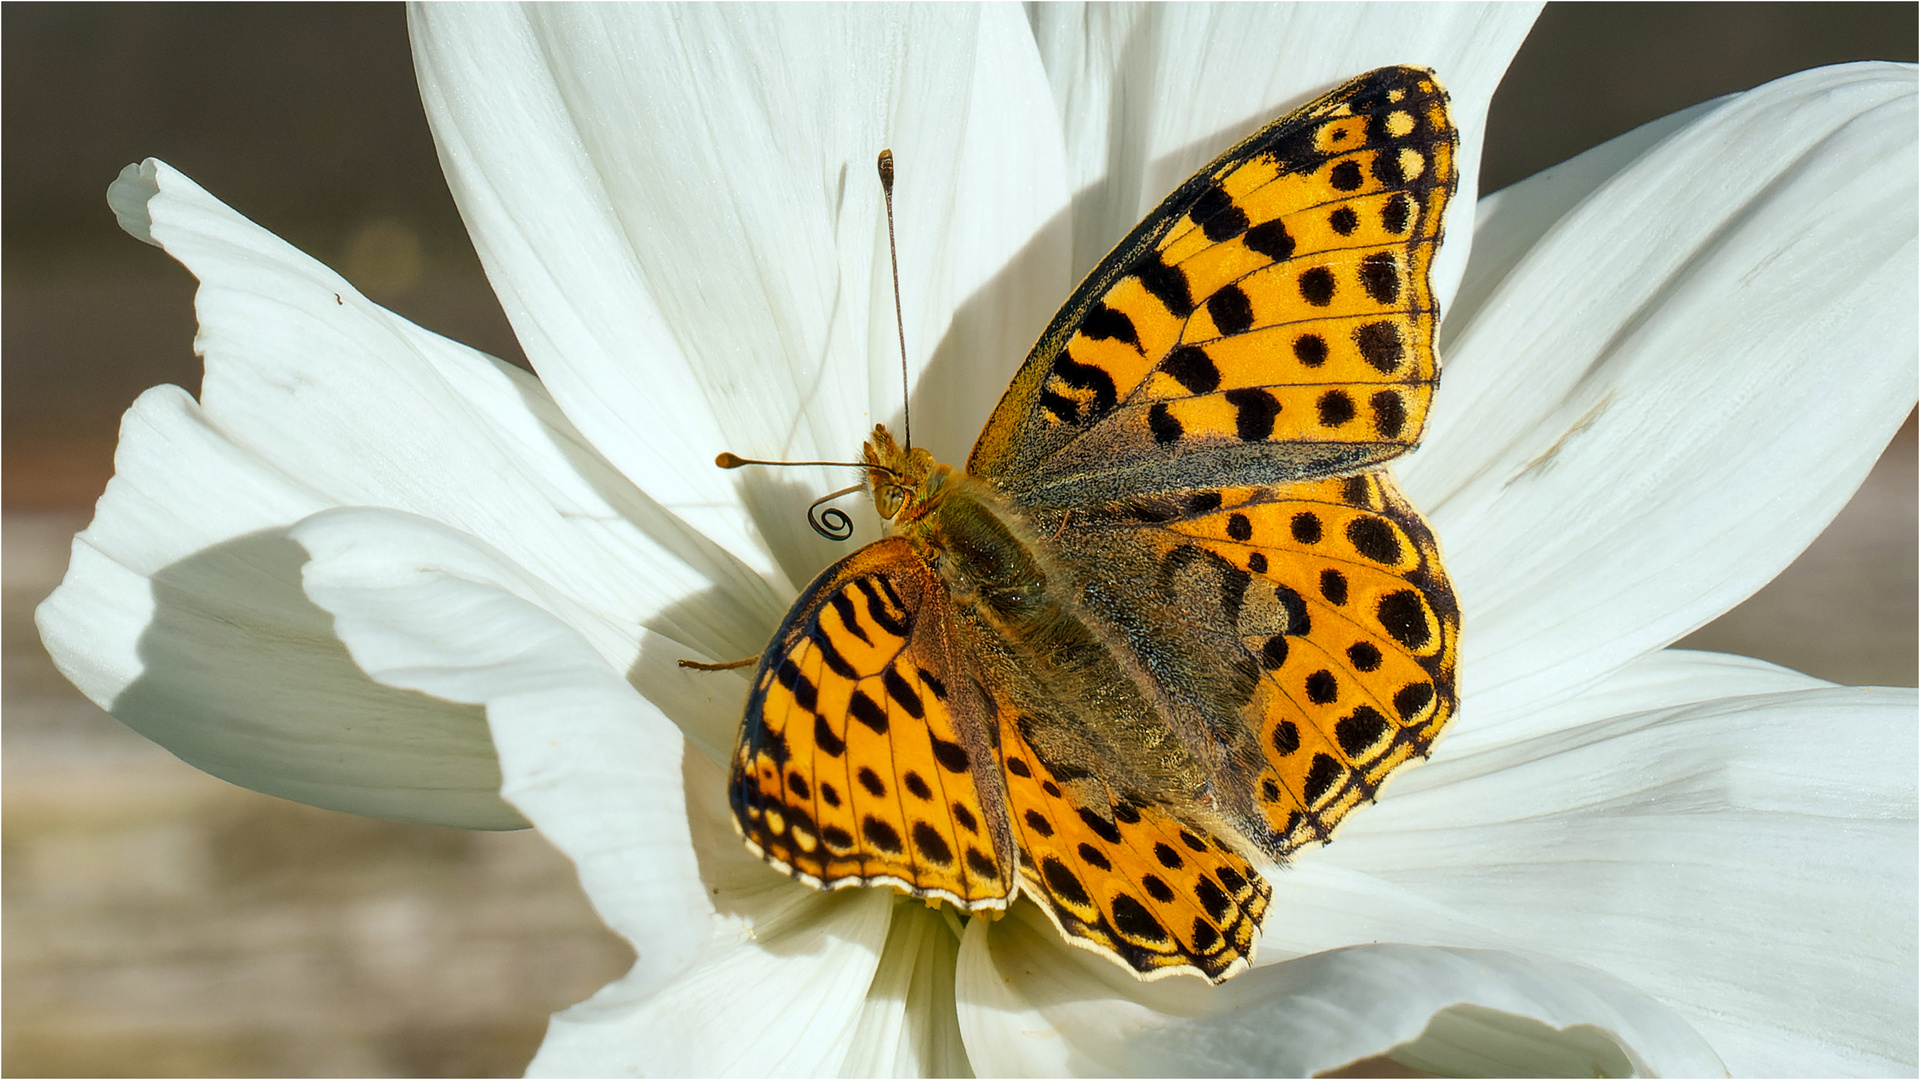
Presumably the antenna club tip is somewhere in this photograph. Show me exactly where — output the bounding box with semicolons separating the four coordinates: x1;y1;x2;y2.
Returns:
715;452;746;469
877;148;895;189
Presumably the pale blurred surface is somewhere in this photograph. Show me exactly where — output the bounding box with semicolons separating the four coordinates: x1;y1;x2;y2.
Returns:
5;4;1915;1078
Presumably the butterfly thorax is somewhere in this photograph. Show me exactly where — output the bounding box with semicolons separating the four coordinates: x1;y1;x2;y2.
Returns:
860;423;1219;820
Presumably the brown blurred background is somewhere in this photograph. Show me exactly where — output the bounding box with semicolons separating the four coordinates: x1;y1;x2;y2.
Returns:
4;4;1915;1077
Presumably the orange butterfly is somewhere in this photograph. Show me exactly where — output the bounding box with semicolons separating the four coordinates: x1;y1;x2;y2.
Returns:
729;66;1460;983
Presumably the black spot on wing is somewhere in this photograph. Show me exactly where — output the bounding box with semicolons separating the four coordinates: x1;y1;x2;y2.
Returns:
827;591;870;645
1299;266;1336;306
952;802;979;834
1149;403;1183;443
931;737;971;773
1051;352;1119;422
848;689;888;734
1303;753;1342;802
1143;875;1175;902
882;667;925;718
966;848;999;878
1077;808;1123;844
1377;590;1433;649
1305;669;1338;704
1394;682;1435;720
1336;705;1390;756
1136;251;1195;318
1354;322;1403;373
1271;720;1300;756
1320;568;1349;606
814;715;846;757
863;816;904;854
1024;809;1054;837
1346;516;1402;564
912;821;954;865
1110;893;1170;942
1317;390;1356;428
1244;219;1295;261
1207;285;1254;336
904;771;933;800
1359;252;1400;304
1272;584;1310;636
1371;391;1407;439
1082;302;1141;350
1224;388;1281;441
1191;183;1250;241
1382;193;1412;235
1162;345;1221;393
1042;857;1091;906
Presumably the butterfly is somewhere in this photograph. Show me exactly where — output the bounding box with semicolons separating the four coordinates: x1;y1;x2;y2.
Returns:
727;66;1460;983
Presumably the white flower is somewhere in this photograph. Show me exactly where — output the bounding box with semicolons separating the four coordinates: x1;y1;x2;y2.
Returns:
37;4;1917;1076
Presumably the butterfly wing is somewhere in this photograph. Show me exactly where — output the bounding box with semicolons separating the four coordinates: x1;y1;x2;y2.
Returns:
1056;470;1459;859
995;700;1272;983
969;66;1455;505
731;538;1017;909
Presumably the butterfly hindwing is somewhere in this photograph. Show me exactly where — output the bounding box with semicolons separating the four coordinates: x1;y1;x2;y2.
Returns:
970;65;1456;506
1054;470;1459;859
731;538;1017;909
996;703;1271;983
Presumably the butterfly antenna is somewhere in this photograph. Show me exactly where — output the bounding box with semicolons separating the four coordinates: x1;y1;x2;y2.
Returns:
712;454;899;541
878;149;911;451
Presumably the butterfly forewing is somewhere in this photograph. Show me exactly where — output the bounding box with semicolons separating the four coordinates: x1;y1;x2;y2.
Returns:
969;66;1455;506
732;538;1017;909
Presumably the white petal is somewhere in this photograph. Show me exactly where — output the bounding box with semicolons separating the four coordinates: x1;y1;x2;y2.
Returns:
38;158;776;821
293;507;709;985
1282;684;1918;1076
957;904;1718;1077
543;746;902;1078
411;5;1071;589
1442;646;1830;756
294;506;900;1075
1401;64;1919;723
539;744;897;1076
36;383;520;828
842;901;972;1078
1026;2;1540;307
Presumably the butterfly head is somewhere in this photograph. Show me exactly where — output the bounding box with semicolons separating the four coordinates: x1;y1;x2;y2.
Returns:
862;423;942;522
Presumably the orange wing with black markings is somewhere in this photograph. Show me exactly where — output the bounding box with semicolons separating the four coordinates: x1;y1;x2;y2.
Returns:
730;538;1017;909
997;709;1271;983
1056;470;1459;861
969;65;1455;506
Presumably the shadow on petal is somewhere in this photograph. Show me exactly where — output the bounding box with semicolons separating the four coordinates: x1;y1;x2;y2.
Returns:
113;527;523;829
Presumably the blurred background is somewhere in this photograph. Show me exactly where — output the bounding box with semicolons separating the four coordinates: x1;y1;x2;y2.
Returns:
4;4;1915;1076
